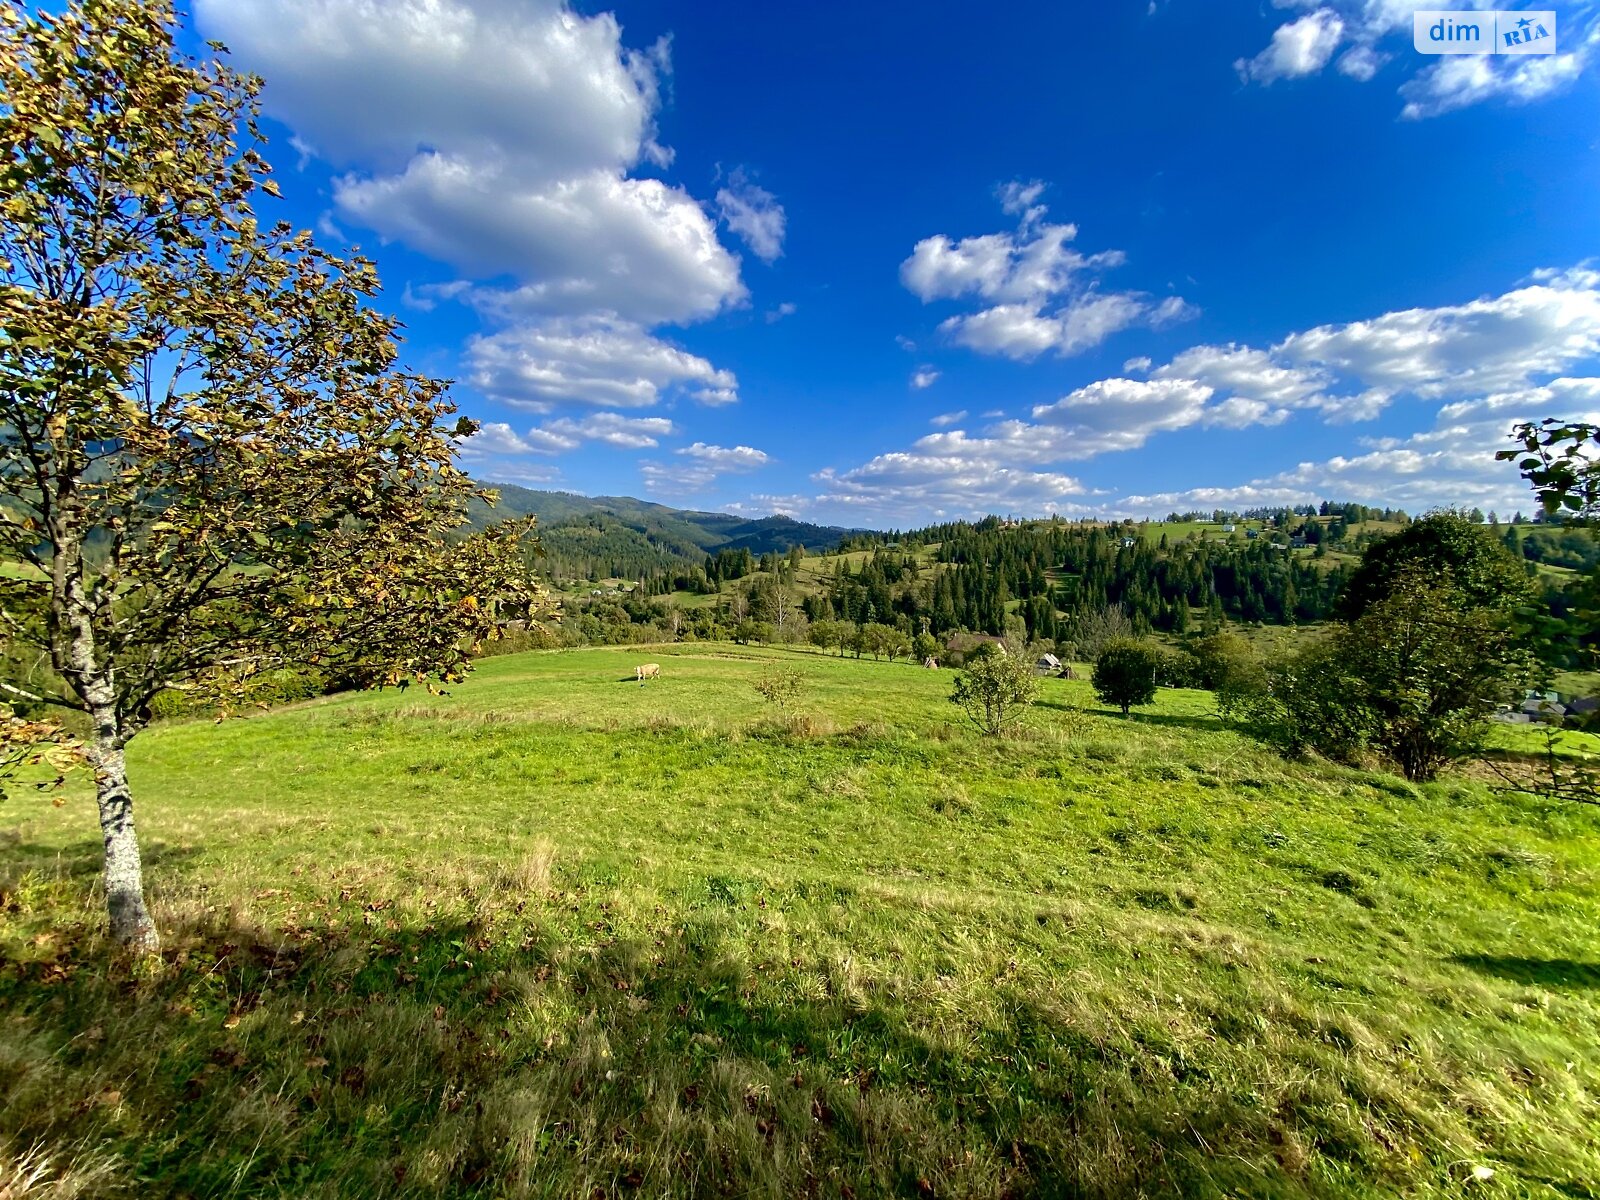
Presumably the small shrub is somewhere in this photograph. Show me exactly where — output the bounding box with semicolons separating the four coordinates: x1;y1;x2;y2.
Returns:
1188;631;1265;692
1152;646;1203;689
950;646;1038;737
1221;637;1371;765
475;625;560;657
752;668;804;709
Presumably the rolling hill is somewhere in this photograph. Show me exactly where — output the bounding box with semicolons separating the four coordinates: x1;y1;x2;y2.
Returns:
469;482;865;563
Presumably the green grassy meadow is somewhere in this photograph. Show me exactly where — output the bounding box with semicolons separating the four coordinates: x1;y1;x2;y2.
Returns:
2;645;1598;1198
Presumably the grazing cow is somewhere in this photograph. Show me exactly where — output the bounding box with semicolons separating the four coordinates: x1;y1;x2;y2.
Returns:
636;663;661;686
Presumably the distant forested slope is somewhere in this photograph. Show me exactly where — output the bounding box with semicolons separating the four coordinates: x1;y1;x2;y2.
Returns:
467;483;864;581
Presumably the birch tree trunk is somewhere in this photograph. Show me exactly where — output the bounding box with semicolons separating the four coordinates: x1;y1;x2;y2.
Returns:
86;727;158;953
61;546;158;954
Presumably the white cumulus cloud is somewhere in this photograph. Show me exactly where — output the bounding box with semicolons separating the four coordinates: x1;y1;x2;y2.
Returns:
1400;23;1597;118
1234;1;1595;119
807;267;1600;524
1123;377;1600;516
458;421;541;457
541;413;676;449
717;170;786;263
194;0;753;414
814;455;1089;524
1277;266;1600;396
641;442;771;496
1335;45;1386;81
901;184;1195;361
466;317;738;412
1235;8;1345;83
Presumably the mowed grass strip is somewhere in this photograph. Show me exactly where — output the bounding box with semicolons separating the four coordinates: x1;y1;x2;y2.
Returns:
1;645;1597;1198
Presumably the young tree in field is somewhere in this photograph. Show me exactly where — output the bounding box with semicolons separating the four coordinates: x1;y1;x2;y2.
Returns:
765;583;795;639
1332;507;1534;781
846;624;866;659
0;1;537;951
881;627;911;663
859;622;898;660
1092;638;1162;715
752;668;804;711
1340;570;1525;781
782;609;809;647
1189;631;1266;707
950;646;1038;737
807;619;841;655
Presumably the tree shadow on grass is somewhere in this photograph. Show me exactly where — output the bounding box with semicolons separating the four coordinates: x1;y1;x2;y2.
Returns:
1033;698;1101;719
1032;700;1227;735
1123;712;1229;734
0;833;199;881
0;875;1533;1200
1450;954;1600;990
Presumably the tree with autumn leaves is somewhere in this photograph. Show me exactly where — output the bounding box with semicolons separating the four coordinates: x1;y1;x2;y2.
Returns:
0;0;539;952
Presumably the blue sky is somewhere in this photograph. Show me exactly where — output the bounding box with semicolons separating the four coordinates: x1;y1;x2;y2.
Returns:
184;1;1600;527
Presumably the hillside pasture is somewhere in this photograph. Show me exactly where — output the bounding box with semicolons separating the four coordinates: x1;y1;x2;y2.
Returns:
1;646;1597;1198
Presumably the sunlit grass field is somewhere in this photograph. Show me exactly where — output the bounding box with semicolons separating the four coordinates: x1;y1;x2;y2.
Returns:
2;645;1597;1198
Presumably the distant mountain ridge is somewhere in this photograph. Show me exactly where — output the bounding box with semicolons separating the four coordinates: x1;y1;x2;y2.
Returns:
469;483;866;562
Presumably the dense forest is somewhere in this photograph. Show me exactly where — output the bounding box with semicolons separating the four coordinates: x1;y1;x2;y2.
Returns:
500;486;1599;623
502;499;1590;654
800;523;1343;637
